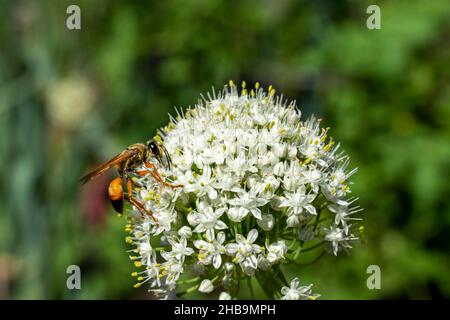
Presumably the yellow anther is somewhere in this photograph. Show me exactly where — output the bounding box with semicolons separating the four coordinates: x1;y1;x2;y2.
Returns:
134;261;142;268
134;283;142;288
229;80;235;87
241;81;246;88
131;272;138;277
154;135;163;144
125;237;133;244
137;276;144;281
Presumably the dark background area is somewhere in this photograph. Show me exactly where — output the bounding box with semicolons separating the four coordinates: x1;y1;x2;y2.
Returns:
0;0;449;299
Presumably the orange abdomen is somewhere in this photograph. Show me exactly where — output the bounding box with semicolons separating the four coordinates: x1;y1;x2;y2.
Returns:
108;177;124;214
108;177;124;200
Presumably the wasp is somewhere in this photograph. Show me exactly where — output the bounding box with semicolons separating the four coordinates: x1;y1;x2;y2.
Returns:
80;140;181;222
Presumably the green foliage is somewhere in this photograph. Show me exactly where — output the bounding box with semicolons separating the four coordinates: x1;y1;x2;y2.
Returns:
0;0;449;299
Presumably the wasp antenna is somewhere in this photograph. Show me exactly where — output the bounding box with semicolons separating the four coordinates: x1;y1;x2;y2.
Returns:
161;144;172;171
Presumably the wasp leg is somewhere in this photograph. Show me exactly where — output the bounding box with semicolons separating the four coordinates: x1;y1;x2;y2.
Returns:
124;177;159;223
137;162;183;188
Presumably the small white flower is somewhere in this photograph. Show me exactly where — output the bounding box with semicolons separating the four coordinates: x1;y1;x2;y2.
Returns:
190;204;228;240
194;231;226;269
267;241;287;264
328;201;363;228
280;186;317;227
228;153;258;177
226;229;262;275
184;166;218;199
161;237;194;261
227;187;270;220
301;165;323;193
324;225;358;255
280;278;319;300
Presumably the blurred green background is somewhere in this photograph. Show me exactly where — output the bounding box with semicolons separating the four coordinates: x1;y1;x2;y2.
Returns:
1;0;449;299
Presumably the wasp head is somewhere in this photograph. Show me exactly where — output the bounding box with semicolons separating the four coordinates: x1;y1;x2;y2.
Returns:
147;140;172;170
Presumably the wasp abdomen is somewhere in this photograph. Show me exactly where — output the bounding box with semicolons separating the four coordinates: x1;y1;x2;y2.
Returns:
108;177;124;213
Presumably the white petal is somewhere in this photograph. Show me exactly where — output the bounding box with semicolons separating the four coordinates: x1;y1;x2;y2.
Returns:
247;229;259;243
250;208;262;220
305;204;317;215
206;229;215;241
225;243;238;254
215;220;228;230
213;254;222;269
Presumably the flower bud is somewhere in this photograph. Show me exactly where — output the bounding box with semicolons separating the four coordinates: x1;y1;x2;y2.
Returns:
288;146;297;159
257;214;275;231
273;143;287;157
273;162;285;177
198;279;214;293
178;226;192;238
219;292;232;300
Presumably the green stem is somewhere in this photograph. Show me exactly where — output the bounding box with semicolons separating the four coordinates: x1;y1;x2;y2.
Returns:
291;250;326;266
301;241;325;252
247;277;255;299
177;276;200;285
177;284;200;297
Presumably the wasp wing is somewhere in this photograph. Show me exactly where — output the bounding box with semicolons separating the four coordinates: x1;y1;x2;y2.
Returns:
80;148;138;184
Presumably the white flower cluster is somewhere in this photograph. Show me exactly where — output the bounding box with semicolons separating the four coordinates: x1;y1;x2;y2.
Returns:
125;81;363;299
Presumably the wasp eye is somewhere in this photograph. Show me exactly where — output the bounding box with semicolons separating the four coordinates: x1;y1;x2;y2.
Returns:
148;141;160;156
